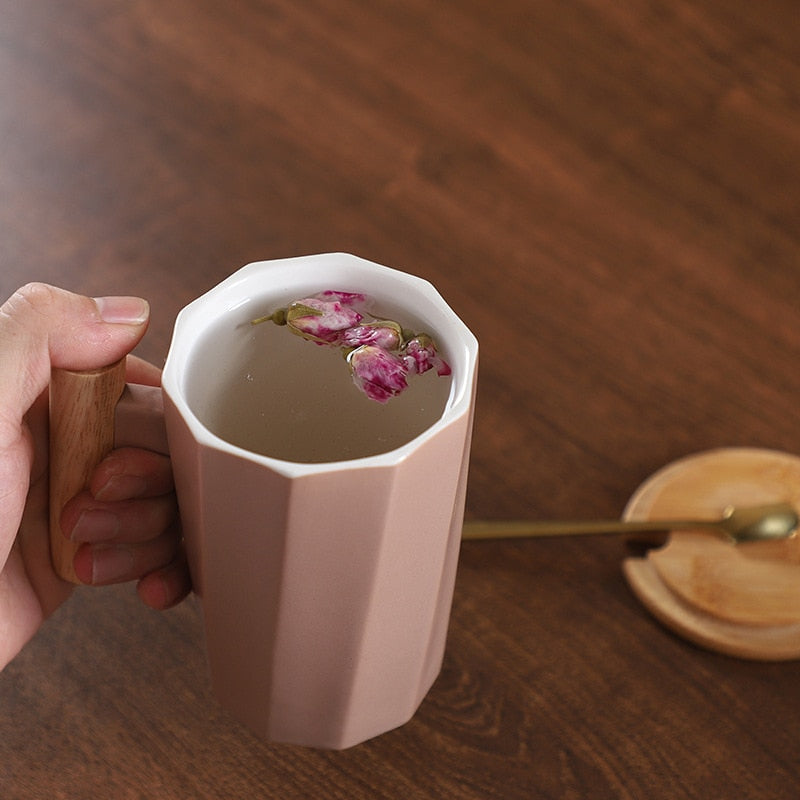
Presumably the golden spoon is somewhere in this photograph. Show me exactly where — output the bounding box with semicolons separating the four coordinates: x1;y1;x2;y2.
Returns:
461;502;798;544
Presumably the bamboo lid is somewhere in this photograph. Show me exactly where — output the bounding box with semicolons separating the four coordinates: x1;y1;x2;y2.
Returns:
623;448;800;660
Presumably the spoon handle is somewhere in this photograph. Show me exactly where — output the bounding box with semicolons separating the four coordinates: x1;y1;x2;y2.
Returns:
461;518;725;540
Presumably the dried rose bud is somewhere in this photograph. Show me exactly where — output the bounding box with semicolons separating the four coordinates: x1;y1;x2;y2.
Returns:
402;334;451;377
341;320;403;351
286;294;365;344
348;344;409;403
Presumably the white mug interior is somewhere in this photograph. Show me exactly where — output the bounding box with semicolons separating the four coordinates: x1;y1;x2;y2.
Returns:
162;253;478;475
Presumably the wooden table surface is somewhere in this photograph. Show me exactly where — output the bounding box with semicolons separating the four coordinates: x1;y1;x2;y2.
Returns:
2;1;800;797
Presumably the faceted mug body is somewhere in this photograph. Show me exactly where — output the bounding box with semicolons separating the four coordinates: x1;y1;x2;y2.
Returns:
161;253;478;748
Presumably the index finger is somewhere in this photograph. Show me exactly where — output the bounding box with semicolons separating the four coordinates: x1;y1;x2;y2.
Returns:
125;355;161;388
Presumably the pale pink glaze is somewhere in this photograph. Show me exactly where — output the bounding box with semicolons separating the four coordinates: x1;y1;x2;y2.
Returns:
160;254;478;748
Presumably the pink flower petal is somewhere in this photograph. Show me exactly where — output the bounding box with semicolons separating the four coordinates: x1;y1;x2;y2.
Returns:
401;334;451;376
348;345;409;403
316;290;367;306
341;321;402;350
286;296;364;344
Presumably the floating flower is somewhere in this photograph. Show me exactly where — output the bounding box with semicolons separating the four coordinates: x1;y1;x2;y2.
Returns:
285;292;367;344
341;320;403;351
402;334;451;377
253;290;450;403
348;345;408;403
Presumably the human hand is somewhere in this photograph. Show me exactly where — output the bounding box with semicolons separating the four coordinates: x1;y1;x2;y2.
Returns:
0;283;190;670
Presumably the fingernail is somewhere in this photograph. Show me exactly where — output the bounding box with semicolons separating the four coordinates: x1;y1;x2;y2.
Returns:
94;474;149;502
94;296;149;325
89;545;135;584
70;509;120;542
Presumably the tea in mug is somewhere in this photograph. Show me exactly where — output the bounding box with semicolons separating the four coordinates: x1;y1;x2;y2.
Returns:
187;294;453;463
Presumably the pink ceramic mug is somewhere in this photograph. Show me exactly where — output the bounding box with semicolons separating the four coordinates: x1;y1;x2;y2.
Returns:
51;253;478;749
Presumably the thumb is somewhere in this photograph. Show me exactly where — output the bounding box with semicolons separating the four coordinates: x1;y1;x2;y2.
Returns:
0;283;149;592
0;283;149;423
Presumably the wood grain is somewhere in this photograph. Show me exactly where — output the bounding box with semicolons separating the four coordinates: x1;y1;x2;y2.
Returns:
2;0;800;797
48;361;127;582
623;448;800;659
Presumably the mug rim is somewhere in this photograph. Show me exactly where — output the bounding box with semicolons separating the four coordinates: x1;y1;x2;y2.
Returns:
161;253;478;476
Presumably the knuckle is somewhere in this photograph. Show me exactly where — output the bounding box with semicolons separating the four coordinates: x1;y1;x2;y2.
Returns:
12;282;60;313
1;283;64;327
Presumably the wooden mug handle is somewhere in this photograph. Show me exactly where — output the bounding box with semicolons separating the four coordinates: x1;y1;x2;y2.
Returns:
49;360;128;583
